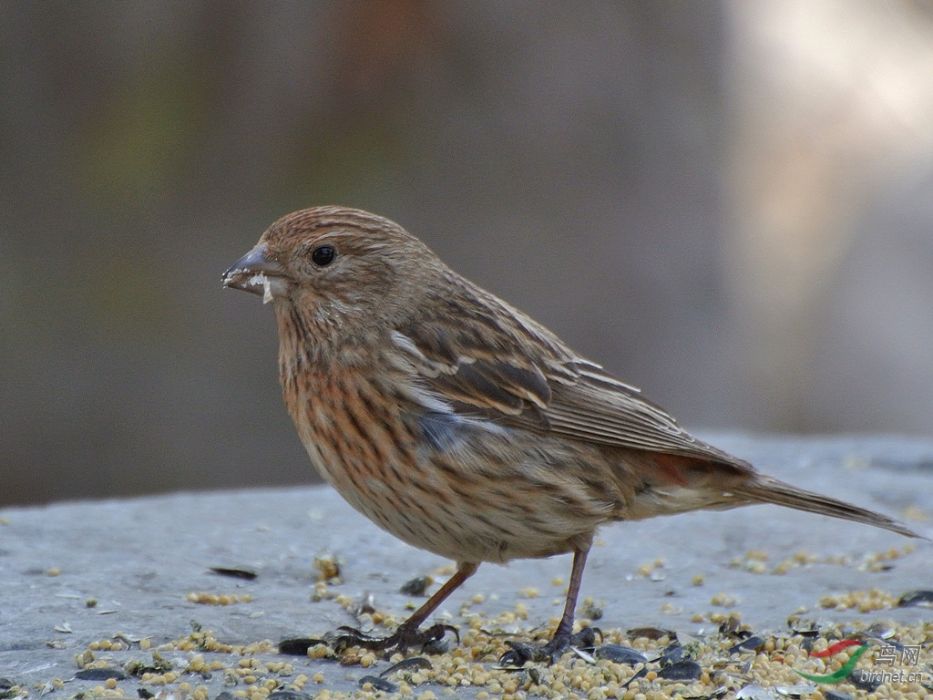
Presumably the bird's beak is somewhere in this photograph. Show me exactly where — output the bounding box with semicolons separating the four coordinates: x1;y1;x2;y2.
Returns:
222;244;289;303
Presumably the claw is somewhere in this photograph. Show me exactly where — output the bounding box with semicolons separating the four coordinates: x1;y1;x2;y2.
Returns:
425;623;460;645
497;628;601;666
330;626;384;652
327;623;459;656
498;640;542;666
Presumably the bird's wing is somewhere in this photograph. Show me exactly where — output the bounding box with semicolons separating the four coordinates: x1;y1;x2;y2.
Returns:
540;359;742;464
391;297;744;466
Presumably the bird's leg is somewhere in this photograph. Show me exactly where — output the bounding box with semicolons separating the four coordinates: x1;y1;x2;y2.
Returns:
333;561;478;654
500;546;597;665
541;546;593;658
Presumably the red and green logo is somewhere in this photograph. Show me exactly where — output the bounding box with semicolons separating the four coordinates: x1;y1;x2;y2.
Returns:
795;638;869;684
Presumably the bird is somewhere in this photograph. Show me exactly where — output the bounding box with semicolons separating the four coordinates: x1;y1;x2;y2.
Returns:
222;206;920;662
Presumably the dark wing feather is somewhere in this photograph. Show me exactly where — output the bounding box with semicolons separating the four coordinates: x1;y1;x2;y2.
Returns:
544;360;743;464
392;291;745;467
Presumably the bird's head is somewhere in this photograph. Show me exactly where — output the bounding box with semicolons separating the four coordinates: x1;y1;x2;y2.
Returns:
223;206;442;338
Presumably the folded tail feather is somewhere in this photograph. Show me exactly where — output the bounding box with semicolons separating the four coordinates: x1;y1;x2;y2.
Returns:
732;476;922;539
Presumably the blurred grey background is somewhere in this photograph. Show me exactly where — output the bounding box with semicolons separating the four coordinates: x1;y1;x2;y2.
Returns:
3;1;933;507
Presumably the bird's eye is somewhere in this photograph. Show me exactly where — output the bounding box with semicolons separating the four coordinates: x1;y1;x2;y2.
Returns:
311;245;336;266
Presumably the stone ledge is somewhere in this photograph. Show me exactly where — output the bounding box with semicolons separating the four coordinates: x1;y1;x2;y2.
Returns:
1;434;930;697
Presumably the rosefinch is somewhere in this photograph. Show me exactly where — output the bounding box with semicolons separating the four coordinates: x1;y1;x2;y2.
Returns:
223;206;919;661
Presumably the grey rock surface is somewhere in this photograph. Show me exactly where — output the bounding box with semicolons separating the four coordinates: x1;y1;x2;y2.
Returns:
1;434;931;697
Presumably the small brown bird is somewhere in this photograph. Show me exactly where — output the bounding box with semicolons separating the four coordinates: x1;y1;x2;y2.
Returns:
223;206;919;661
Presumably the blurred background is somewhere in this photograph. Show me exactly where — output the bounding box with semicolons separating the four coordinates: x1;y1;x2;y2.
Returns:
3;0;933;507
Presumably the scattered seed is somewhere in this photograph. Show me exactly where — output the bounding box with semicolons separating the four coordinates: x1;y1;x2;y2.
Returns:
728;636;765;654
620;666;648;689
659;642;684;665
579;597;603;620
355;591;376;615
209;567;257;580
186;592;252;605
659;660;701;680
627;626;675;641
399;576;433;596
864;622;895;639
422;637;450;655
74;668;127;681
897;589;933;607
267;691;313;700
736;684;774;699
277;638;324;656
775;683;817;696
594;645;647;665
848;669;882;693
358;675;397;692
710;592;738;607
380;657;432;676
313;555;340;582
569;646;596;663
824;691;854;700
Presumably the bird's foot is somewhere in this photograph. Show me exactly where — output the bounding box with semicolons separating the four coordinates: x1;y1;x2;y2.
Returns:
499;627;600;666
330;622;459;655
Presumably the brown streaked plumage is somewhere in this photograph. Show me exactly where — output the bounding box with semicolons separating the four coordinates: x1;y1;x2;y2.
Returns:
223;206;921;661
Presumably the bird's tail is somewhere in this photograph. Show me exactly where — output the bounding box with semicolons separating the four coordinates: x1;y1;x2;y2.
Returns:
733;475;922;539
